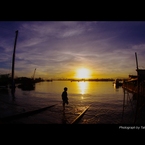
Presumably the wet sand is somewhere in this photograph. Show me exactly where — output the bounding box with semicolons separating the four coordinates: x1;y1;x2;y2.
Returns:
0;98;89;124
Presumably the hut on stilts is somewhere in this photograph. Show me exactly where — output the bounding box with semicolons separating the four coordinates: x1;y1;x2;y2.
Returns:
122;52;145;124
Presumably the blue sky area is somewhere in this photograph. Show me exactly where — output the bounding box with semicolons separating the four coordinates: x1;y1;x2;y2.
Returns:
0;21;145;79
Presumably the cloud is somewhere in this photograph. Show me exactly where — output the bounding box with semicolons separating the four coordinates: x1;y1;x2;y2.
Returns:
1;21;145;78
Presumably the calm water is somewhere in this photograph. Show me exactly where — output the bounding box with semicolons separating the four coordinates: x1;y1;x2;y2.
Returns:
0;81;134;124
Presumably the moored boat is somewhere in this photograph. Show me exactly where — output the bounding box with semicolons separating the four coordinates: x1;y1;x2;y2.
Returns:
0;74;10;88
17;77;35;90
113;79;123;87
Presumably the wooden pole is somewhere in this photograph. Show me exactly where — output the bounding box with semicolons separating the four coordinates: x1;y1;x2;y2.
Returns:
121;88;126;123
135;52;138;70
11;30;18;91
134;52;140;123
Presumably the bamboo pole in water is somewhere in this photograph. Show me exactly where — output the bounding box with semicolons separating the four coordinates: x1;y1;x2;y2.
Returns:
11;30;18;92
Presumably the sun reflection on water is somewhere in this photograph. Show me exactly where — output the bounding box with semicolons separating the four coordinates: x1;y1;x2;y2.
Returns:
78;82;88;99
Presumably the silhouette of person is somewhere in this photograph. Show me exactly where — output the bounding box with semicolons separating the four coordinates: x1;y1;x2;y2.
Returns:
61;87;69;111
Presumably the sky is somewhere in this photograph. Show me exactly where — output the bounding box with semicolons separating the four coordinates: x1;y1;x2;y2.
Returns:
0;21;145;79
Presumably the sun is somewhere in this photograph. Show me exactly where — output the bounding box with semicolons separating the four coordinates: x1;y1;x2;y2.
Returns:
76;68;90;79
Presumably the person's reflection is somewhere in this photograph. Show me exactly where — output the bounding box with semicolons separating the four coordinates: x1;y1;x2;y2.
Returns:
62;112;67;124
11;87;15;101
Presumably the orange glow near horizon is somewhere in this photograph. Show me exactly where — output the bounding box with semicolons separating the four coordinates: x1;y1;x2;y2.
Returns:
28;68;128;80
76;68;91;79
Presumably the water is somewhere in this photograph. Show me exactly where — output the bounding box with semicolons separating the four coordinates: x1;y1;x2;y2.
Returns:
0;81;134;124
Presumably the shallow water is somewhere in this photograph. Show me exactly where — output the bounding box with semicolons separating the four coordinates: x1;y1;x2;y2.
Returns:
0;81;135;124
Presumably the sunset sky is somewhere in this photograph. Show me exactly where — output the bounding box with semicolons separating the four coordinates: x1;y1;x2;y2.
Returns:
0;21;145;79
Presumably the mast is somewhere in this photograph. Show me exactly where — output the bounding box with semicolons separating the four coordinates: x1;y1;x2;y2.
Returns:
32;68;36;79
11;30;18;90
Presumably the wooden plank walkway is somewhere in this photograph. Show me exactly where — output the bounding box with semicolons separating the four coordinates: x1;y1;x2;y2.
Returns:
1;103;90;124
0;104;57;122
71;105;90;124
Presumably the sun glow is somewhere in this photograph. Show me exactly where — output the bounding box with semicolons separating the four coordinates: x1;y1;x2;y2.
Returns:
76;68;90;79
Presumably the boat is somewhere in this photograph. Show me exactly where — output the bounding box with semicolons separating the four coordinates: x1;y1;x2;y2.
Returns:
0;74;10;88
113;79;123;87
17;77;35;90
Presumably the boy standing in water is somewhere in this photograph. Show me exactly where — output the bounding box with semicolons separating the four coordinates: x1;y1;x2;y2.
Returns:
61;87;69;111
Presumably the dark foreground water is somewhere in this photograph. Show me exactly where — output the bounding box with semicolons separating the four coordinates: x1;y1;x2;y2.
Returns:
0;81;135;124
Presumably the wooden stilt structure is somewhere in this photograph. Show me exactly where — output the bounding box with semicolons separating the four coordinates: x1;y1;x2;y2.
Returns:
134;52;139;123
122;52;145;123
121;88;135;123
